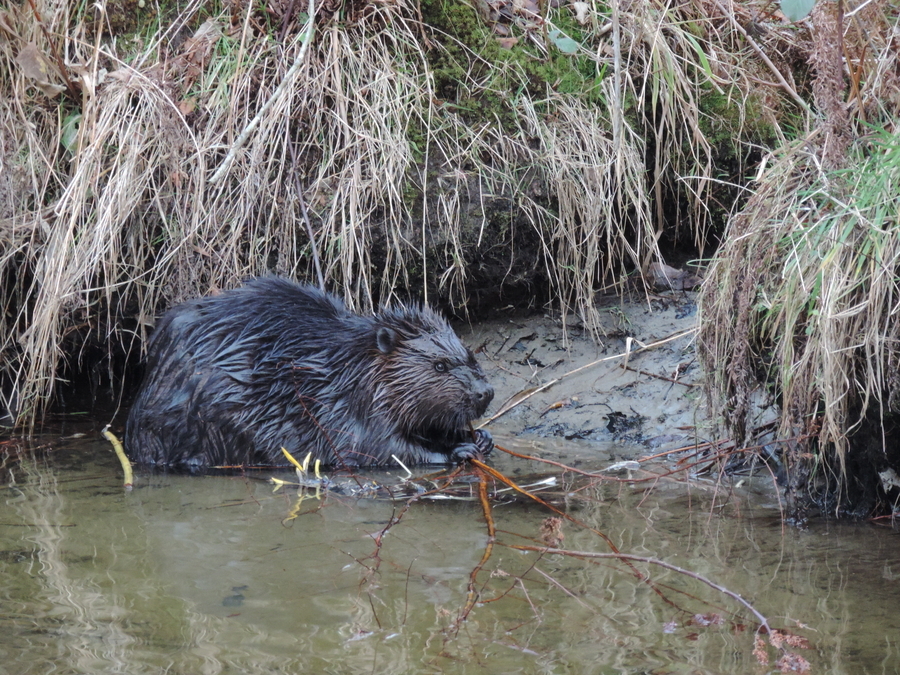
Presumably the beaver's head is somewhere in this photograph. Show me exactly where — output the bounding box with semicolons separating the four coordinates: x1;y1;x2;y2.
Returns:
371;306;493;433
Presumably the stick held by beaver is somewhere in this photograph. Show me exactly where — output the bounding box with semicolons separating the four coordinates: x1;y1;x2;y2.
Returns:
125;277;494;470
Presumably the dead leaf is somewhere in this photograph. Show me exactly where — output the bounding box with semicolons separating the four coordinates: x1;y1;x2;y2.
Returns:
775;652;811;673
107;68;129;82
34;81;67;98
0;9;21;39
169;18;222;93
178;98;197;115
181;17;221;64
753;636;769;665
516;0;540;16
70;64;107;98
539;516;564;547
169;170;186;189
540;396;577;416
647;262;702;291
570;1;591;24
15;42;67;97
496;36;518;48
474;0;499;22
16;42;54;81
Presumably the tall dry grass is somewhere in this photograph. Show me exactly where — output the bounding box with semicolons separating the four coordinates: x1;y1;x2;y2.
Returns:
1;0;778;423
698;0;900;516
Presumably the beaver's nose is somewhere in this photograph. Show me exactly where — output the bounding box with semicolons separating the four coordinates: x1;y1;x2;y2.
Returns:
472;381;494;415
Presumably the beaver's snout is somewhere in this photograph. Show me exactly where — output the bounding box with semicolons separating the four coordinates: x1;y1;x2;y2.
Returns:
471;378;494;417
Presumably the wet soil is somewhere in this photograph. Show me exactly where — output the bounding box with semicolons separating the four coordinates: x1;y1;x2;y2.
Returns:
462;289;712;467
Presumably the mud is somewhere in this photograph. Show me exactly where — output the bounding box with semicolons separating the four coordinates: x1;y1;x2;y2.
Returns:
462;290;712;466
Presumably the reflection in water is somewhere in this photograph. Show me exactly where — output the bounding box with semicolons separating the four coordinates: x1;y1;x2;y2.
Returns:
0;430;899;674
3;449;139;673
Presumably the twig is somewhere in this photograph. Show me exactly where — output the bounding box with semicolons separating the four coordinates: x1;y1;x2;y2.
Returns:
471;459;637;573
101;425;133;489
512;545;774;637
711;0;810;113
278;0;299;43
471;459;687;615
209;0;317;184
623;364;696;387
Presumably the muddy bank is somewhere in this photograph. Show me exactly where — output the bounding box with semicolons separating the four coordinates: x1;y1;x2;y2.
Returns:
462;290;712;466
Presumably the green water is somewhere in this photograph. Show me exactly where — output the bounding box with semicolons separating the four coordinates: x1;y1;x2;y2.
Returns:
1;426;898;674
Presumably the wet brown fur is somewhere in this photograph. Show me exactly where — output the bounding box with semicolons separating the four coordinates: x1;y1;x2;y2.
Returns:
125;277;494;470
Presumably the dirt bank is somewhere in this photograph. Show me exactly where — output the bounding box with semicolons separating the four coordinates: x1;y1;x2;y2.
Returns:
461;290;712;468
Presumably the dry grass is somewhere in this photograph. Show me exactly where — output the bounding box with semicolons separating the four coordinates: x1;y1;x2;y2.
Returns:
700;134;900;513
0;0;785;423
698;0;900;515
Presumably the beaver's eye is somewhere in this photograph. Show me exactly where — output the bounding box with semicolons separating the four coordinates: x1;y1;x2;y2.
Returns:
434;361;448;373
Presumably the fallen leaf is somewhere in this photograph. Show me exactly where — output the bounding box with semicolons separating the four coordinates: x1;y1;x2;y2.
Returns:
775;652;811;673
753;636;769;665
178;98;197;115
107;68;136;84
518;0;540;15
496;36;518;48
15;42;54;81
16;42;66;97
0;9;20;38
539;516;564;547
71;63;107;98
570;1;590;24
33;81;67;98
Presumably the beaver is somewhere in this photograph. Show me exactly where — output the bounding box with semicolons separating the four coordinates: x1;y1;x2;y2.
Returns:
124;277;494;470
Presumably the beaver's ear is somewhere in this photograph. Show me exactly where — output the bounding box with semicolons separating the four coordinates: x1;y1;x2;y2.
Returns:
376;327;397;353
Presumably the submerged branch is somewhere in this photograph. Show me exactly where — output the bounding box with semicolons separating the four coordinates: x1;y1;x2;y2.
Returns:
512;545;774;637
452;472;496;629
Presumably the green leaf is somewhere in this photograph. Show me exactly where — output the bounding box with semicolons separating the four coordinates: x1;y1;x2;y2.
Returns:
780;0;816;22
547;28;580;55
61;113;82;154
683;33;712;81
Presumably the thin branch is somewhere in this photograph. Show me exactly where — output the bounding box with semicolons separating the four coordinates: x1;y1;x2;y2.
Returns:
209;0;317;184
513;545;774;636
711;0;811;113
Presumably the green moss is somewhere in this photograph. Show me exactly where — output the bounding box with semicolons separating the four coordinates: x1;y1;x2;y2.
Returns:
418;0;607;129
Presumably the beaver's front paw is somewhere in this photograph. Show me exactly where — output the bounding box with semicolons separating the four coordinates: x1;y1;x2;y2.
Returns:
450;429;494;463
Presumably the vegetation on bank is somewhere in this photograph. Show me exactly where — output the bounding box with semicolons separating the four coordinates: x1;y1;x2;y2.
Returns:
0;0;769;418
699;2;900;519
1;0;899;518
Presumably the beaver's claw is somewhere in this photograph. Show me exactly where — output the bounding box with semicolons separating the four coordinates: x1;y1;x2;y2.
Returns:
450;429;494;463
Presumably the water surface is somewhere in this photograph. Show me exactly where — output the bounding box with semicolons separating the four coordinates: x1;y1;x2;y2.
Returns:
1;425;899;674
